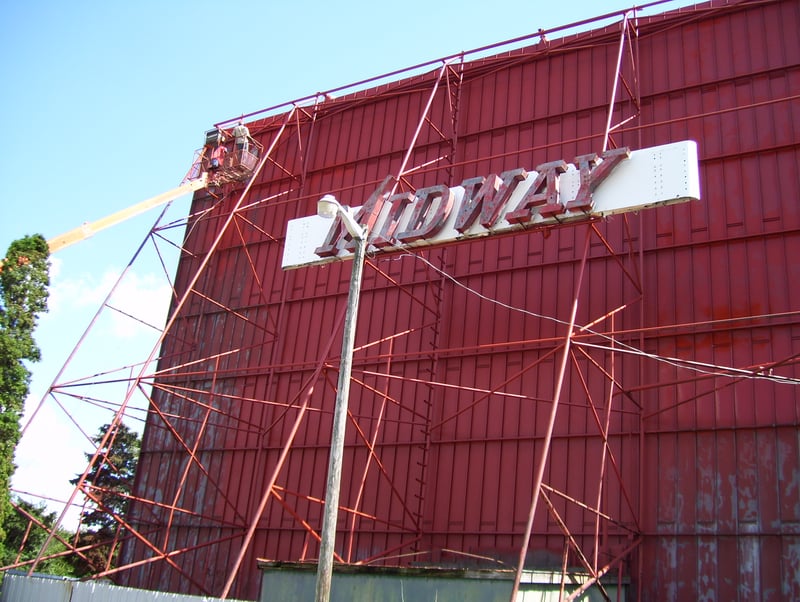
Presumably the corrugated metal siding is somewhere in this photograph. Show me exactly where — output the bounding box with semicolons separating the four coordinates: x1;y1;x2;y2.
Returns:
120;0;800;599
0;573;249;602
635;0;800;598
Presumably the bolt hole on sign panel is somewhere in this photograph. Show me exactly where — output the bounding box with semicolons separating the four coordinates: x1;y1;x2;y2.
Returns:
282;140;699;269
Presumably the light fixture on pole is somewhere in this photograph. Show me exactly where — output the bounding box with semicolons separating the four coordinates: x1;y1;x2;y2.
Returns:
314;194;367;602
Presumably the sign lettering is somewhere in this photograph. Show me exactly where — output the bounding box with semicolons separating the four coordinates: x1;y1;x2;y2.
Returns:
282;141;700;269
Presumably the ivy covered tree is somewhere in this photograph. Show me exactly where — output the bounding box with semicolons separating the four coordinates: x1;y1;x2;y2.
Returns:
0;235;50;545
70;421;141;576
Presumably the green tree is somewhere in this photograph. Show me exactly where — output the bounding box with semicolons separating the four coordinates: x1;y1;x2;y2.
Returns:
70;422;141;575
1;497;77;577
0;235;50;545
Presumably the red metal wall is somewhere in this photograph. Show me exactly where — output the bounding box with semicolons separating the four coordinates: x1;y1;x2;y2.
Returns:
120;0;800;599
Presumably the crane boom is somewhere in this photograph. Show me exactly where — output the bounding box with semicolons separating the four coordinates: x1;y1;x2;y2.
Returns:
46;173;208;255
42;124;264;257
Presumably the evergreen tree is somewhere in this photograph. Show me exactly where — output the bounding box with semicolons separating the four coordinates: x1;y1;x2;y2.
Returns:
71;421;141;575
0;235;50;545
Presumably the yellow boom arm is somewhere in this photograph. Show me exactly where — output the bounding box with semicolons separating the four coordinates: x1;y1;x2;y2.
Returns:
47;173;208;254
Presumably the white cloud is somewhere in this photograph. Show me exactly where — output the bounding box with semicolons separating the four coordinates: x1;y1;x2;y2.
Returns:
18;262;173;531
13;402;88;530
105;270;172;338
45;265;172;339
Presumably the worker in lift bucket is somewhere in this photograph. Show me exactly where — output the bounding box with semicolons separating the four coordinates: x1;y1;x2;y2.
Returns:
233;120;250;153
210;141;227;170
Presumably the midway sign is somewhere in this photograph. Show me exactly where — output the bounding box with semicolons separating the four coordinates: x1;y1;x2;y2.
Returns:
282;140;699;269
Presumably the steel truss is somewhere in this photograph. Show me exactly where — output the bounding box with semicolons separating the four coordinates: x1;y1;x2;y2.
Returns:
8;13;644;601
9;5;791;601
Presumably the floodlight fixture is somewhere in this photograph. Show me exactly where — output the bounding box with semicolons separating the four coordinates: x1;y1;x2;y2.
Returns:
317;194;365;241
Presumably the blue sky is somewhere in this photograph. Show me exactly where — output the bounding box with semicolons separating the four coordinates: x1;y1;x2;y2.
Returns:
0;0;694;528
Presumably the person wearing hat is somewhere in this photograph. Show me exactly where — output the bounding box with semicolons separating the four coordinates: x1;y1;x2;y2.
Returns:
233;120;250;153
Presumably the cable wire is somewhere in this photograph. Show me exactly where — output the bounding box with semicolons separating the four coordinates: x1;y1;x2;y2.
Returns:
397;250;800;386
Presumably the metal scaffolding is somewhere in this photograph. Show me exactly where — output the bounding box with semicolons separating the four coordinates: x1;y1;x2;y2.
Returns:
7;2;798;600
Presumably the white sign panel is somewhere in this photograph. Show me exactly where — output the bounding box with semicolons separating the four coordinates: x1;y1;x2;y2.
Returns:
282;140;699;269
